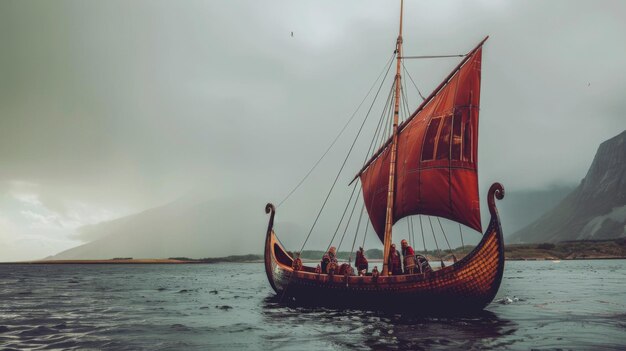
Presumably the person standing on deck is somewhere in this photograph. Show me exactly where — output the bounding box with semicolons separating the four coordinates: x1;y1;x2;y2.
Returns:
388;243;402;275
355;247;368;275
321;246;338;274
401;239;417;274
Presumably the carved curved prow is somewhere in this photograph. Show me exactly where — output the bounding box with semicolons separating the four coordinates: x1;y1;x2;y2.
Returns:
264;203;279;293
487;182;505;218
265;203;276;237
481;182;505;305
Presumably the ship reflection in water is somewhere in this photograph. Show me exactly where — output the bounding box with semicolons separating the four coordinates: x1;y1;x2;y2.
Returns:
0;261;624;350
262;296;516;350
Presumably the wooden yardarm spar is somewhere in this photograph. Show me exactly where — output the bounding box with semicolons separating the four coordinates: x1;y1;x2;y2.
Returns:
264;1;505;312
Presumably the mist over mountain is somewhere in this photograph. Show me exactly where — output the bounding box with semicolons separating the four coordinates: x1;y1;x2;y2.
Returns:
48;133;624;260
47;195;271;260
509;131;626;243
48;182;574;260
497;186;574;237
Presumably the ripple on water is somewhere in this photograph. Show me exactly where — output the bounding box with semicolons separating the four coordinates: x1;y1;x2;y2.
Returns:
170;323;193;332
1;261;625;350
17;325;57;337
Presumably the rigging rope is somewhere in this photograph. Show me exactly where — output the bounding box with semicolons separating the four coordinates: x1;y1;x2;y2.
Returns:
365;80;396;163
437;217;453;252
410;216;416;251
427;216;445;266
402;61;426;101
361;219;369;248
379;96;392;146
297;53;396;254
276;53;396;208
279;54;396;303
419;215;426;253
400;68;412;120
380;84;396;146
399;85;408;123
407;217;412;248
459;223;464;249
324;182;359;253
349;203;367;264
400;83;413;125
337;189;362;252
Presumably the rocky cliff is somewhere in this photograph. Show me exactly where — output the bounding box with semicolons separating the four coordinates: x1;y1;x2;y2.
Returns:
509;130;626;243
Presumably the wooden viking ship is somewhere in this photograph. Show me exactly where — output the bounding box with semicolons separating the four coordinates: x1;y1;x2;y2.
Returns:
264;1;505;313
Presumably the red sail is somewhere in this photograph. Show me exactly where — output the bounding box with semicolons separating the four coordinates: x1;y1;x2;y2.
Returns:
359;45;484;242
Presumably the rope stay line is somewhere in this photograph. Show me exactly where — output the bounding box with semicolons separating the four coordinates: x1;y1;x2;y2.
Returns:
399;84;408;123
336;75;397;256
361;219;369;248
324;182;359;253
410;216;416;251
400;66;411;119
297;52;397;255
347;78;396;188
427;216;445;266
337;188;362;252
379;83;395;148
348;203;367;265
407;217;412;248
402;61;426;101
333;67;399;258
380;99;393;146
419;215;426;252
280;54;396;302
459;223;464;248
366;80;396;165
400;82;412;124
277;53;396;209
437;217;453;252
345;75;395;191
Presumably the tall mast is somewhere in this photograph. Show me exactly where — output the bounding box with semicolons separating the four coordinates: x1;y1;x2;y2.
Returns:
382;0;404;276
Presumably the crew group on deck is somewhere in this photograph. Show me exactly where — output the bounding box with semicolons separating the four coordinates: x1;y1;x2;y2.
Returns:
292;237;432;276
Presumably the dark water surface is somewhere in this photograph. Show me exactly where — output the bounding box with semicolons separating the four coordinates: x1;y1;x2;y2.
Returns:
1;260;625;350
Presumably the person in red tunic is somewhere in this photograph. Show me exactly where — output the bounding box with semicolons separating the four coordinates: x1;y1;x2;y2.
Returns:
355;247;368;275
388;243;403;275
401;239;417;274
320;246;338;274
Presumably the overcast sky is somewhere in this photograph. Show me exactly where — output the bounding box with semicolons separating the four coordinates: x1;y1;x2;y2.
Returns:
1;0;625;261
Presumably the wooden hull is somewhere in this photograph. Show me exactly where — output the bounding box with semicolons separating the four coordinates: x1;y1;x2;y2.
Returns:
264;183;505;313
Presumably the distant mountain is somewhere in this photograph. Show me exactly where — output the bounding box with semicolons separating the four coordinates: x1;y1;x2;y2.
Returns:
48;184;578;260
48;186;576;260
509;131;626;243
50;130;621;259
497;186;574;236
47;195;278;260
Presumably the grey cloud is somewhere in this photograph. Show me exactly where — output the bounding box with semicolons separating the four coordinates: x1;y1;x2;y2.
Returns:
1;0;625;259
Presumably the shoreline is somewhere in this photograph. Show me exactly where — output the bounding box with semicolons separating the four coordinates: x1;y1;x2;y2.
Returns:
2;256;625;265
5;238;621;265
